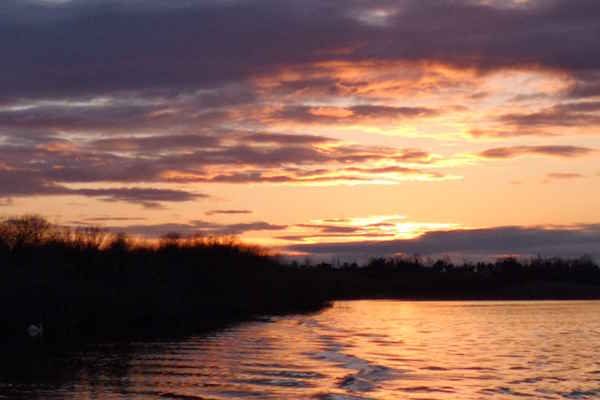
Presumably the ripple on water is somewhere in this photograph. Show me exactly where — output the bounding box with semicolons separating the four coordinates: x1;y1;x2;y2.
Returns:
509;376;543;385
314;393;372;400
399;385;456;394
3;300;600;400
244;369;325;379
235;378;314;388
562;388;600;399
480;386;537;397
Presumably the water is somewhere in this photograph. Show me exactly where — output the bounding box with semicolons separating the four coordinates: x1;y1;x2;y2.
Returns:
2;300;600;399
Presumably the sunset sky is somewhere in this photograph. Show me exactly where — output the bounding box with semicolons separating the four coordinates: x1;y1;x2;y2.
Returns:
2;0;600;260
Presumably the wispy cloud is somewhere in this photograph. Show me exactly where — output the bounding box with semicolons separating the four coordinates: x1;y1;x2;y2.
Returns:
94;220;287;237
285;225;600;261
280;215;461;244
0;132;460;205
478;146;596;159
499;102;600;129
270;105;439;125
205;209;253;216
546;172;585;180
0;168;208;208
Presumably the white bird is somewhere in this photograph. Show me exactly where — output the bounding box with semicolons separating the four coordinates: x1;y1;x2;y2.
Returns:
27;323;43;338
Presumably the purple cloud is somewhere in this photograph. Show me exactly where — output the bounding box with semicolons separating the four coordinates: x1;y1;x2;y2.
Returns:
286;225;600;261
479;145;596;159
2;0;600;102
205;209;253;216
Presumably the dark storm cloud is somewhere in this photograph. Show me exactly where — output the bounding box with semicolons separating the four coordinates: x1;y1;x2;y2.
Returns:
3;0;600;101
286;225;600;259
479;145;596;159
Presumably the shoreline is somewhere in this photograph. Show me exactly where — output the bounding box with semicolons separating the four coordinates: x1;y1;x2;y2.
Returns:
2;217;599;352
4;286;600;352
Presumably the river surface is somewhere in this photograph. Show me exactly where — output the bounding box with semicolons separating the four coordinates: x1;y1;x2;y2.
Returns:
2;300;600;399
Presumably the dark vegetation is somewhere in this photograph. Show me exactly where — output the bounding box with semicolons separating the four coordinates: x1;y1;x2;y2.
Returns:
0;216;328;346
1;216;599;347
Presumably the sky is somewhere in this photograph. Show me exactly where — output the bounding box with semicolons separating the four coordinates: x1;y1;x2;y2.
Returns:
1;0;600;261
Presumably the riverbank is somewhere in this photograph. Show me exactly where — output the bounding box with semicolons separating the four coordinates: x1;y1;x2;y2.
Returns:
1;216;599;349
0;217;331;348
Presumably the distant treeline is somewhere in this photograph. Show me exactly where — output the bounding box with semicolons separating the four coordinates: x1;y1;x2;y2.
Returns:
0;215;329;344
1;216;599;345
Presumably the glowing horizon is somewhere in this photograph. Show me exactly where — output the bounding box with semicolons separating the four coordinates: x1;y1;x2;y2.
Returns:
1;0;600;260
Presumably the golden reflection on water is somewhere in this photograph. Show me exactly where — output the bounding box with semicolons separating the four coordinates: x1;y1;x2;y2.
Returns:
3;300;600;399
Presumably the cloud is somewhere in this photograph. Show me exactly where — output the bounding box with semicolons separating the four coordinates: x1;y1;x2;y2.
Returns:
471;100;600;137
0;169;207;208
499;101;600;129
271;105;438;124
2;0;599;208
286;225;600;260
243;133;335;145
99;220;287;237
3;0;600;102
90;134;222;152
81;216;147;222
296;224;362;234
284;215;460;244
192;169;448;185
71;187;208;209
211;221;288;235
468;129;551;138
546;172;585;180
0;129;455;198
564;72;600;99
279;232;398;242
0;89;251;140
205;209;253;216
478;145;596;159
